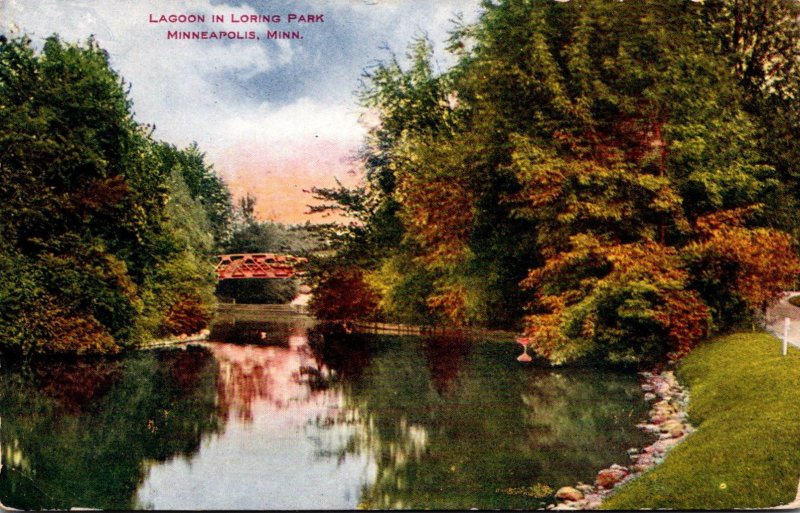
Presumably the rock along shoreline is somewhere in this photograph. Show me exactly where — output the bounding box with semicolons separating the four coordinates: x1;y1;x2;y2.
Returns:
546;369;694;510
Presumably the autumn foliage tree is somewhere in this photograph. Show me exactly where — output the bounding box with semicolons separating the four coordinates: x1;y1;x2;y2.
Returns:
308;266;380;322
311;0;800;365
684;208;800;330
501;0;800;364
523;235;711;365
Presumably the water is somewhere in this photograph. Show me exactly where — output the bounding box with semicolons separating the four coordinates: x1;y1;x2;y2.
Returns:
0;317;653;510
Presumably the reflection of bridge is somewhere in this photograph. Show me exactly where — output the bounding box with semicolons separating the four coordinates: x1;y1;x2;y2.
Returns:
215;254;308;280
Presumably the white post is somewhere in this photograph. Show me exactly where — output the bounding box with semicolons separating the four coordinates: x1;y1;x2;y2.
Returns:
783;317;790;356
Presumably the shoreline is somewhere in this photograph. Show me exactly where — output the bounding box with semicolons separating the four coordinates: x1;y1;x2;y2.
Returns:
547;368;695;510
596;332;800;509
133;329;210;350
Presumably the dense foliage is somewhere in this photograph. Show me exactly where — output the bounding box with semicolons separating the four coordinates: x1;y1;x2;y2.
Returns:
312;0;800;365
0;35;233;355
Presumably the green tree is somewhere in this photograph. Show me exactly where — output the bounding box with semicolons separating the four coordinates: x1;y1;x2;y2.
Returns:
0;35;230;353
698;0;800;239
154;142;233;249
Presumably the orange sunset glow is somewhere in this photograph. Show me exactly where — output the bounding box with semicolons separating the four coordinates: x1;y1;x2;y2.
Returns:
216;138;363;225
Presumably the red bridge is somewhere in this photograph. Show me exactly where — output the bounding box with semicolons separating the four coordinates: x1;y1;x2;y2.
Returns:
215;253;308;280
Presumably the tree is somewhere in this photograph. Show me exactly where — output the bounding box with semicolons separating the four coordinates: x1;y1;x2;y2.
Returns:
697;0;800;240
684;208;800;330
0;35;230;353
494;0;799;364
154;142;233;249
310;0;800;364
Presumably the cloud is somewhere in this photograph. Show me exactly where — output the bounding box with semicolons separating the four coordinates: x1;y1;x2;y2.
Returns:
3;0;295;145
213;98;365;224
213;98;364;153
3;0;483;223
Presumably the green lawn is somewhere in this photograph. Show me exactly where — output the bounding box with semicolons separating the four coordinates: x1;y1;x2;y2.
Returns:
602;332;800;510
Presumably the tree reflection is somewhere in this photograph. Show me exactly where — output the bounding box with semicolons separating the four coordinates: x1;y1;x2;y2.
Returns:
202;318;341;422
0;326;656;511
306;334;654;509
213;343;278;422
306;323;374;381
0;346;222;510
422;335;473;396
209;335;338;421
33;358;123;415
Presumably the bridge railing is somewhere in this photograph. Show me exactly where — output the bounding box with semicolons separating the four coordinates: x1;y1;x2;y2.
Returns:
215;253;308;280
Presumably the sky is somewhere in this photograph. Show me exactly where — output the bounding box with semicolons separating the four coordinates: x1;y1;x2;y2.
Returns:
1;0;484;224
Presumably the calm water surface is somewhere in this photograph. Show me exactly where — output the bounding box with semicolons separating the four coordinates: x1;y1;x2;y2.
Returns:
0;317;653;510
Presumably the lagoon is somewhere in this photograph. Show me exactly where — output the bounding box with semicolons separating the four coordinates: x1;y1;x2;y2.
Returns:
0;317;653;510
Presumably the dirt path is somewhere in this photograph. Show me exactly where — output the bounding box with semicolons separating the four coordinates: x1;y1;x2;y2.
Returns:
765;292;800;350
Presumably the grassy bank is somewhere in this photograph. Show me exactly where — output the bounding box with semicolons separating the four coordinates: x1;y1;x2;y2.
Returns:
602;332;800;510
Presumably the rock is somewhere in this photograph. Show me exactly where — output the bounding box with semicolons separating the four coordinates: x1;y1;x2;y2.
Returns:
583;496;603;509
651;405;677;418
651;405;676;417
650;437;680;455
643;392;656;401
652;400;673;410
634;453;655;466
632;454;656;473
660;437;681;450
658;420;683;433
552;503;580;511
555;487;584;502
654;381;671;395
596;467;628;489
668;425;684;438
658;426;683;439
575;484;594;494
